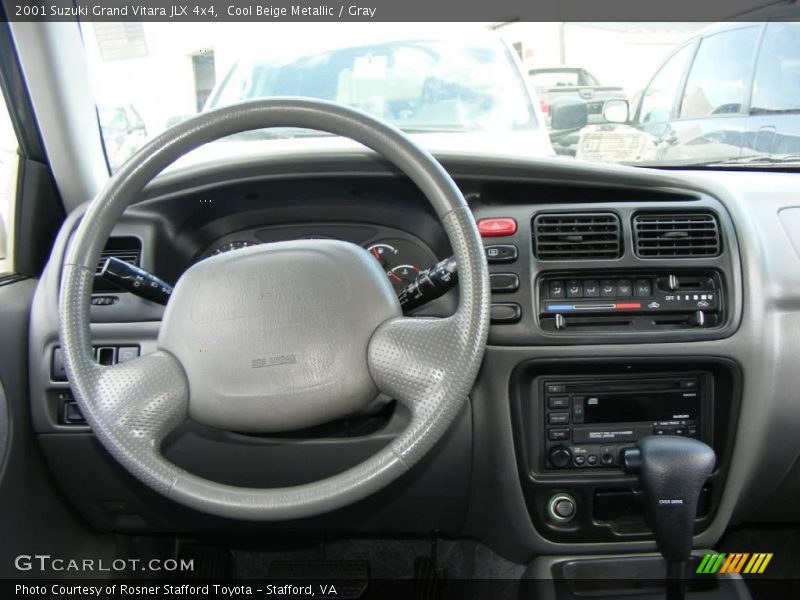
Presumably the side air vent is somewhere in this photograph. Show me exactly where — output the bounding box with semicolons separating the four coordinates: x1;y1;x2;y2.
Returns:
96;237;142;274
633;213;720;257
533;213;622;260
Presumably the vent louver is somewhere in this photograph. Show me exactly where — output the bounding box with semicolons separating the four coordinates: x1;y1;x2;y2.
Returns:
95;237;142;274
633;213;720;257
532;213;622;260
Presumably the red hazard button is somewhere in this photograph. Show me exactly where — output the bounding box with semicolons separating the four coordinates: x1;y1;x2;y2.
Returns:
477;217;517;237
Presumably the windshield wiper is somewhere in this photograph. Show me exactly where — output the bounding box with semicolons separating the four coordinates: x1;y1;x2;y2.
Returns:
399;126;472;134
225;129;334;141
704;153;800;167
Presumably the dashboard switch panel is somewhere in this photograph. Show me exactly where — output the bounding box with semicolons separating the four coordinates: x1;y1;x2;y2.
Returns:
478;217;517;237
491;303;522;324
485;244;518;263
490;273;520;293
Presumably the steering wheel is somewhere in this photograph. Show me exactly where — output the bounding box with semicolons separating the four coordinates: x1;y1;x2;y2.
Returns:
58;99;490;521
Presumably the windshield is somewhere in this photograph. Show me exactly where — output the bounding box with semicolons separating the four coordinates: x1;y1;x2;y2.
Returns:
80;22;800;171
207;38;537;137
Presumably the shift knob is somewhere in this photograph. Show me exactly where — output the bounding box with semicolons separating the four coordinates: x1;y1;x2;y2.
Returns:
624;436;715;564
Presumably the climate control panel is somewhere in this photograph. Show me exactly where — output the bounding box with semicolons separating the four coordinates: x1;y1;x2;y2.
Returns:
538;271;725;333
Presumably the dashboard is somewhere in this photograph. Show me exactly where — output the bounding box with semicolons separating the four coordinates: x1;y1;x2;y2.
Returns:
27;150;800;563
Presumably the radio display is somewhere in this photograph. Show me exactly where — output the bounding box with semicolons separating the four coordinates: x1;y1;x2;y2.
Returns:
581;391;698;423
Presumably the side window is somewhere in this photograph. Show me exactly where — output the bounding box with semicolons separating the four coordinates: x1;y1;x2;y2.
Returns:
680;27;759;119
638;44;693;125
751;22;800;114
0;93;19;276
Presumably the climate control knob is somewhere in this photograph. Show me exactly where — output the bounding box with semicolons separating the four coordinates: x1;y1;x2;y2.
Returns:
549;446;572;468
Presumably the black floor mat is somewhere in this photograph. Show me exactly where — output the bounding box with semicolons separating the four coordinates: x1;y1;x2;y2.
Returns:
177;542;234;579
269;560;369;599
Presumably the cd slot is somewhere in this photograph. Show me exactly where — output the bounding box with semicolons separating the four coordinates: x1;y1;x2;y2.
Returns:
560;378;697;394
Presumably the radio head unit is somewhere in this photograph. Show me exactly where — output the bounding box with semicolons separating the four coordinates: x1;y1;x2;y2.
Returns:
541;375;711;470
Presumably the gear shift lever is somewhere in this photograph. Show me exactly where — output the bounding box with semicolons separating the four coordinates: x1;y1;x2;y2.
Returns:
624;436;716;600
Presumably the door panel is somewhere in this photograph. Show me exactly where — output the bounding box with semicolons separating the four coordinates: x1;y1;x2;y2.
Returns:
0;278;115;578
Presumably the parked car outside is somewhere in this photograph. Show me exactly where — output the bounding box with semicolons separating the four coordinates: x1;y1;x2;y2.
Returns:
529;66;626;156
529;66;626;125
203;34;555;159
576;22;800;165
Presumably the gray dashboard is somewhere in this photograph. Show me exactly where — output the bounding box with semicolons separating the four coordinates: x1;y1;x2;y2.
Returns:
27;150;800;563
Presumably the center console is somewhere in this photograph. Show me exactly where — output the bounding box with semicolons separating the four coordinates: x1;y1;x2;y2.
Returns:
510;357;741;544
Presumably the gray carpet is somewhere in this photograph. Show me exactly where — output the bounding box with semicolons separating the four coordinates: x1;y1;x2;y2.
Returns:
233;536;525;581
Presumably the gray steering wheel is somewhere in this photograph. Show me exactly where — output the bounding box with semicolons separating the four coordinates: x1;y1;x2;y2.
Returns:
59;99;490;521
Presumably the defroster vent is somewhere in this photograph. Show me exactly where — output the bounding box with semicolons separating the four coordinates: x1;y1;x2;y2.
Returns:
633;213;720;257
533;213;622;260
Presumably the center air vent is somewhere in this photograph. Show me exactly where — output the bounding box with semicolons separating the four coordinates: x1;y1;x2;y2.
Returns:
633;213;720;257
533;213;622;260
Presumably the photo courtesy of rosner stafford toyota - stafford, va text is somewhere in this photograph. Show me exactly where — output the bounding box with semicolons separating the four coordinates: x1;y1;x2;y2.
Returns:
1;0;800;599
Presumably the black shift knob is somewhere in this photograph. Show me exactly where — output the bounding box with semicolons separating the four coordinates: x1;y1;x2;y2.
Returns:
624;436;715;564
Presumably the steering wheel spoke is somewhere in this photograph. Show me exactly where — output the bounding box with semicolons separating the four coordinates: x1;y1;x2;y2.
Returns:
83;351;189;444
67;350;190;492
368;313;482;465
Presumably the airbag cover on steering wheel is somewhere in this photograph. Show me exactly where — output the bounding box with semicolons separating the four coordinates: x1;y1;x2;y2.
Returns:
158;238;400;432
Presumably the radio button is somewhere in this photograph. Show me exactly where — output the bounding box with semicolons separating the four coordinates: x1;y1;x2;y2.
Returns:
572;401;585;423
586;454;599;466
600;446;615;465
687;425;698;438
548;428;571;441
548;395;570;409
548;412;570;425
574;455;586;466
546;384;564;393
653;425;669;435
548;446;572;468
